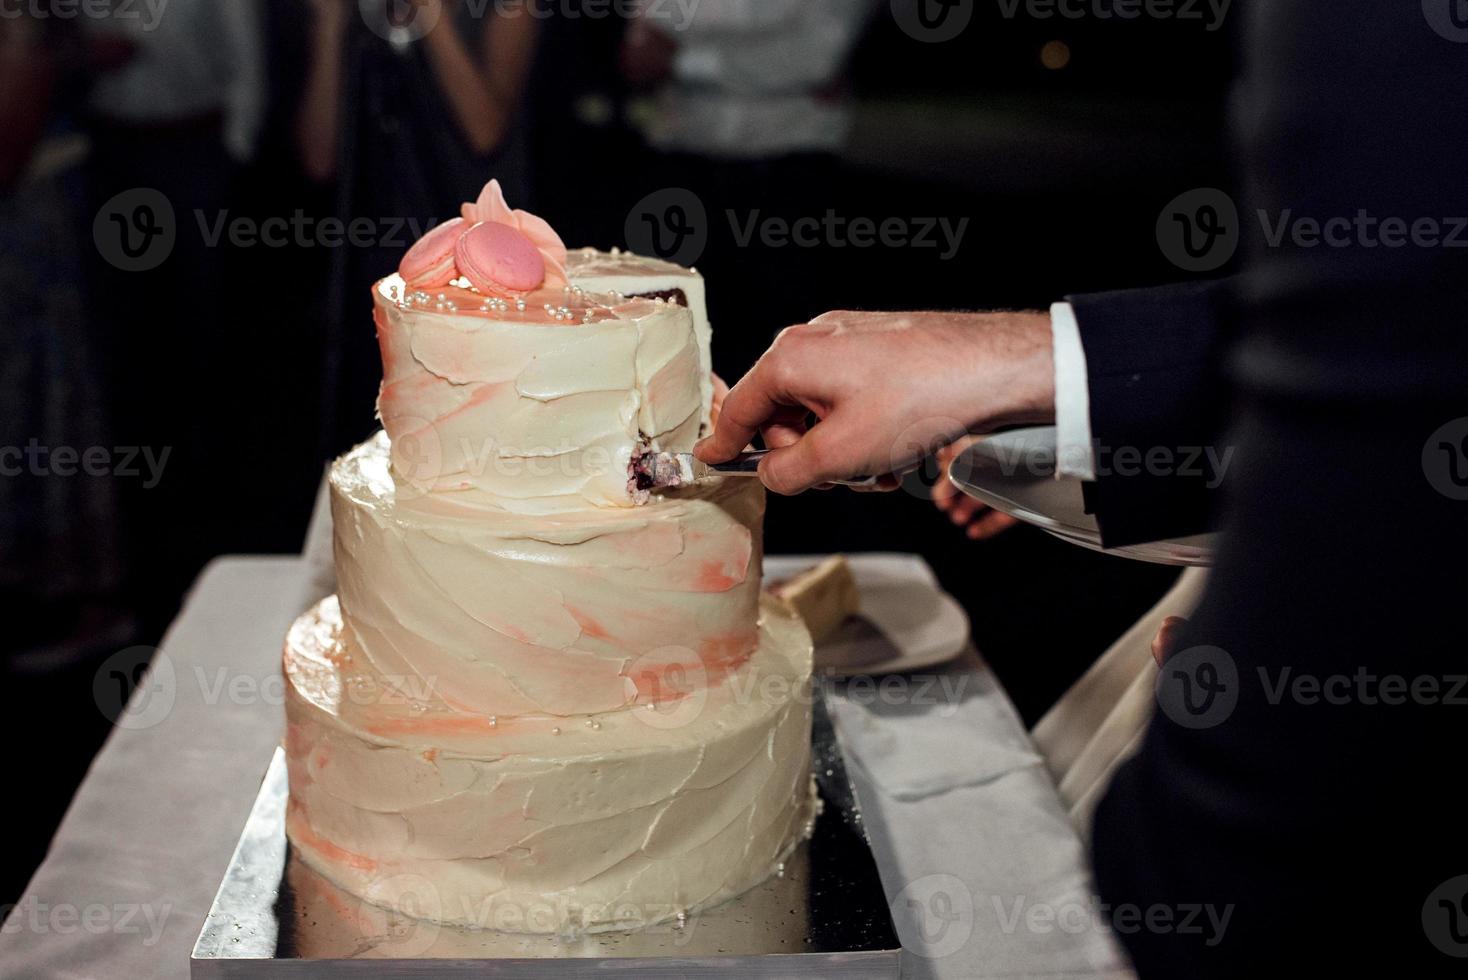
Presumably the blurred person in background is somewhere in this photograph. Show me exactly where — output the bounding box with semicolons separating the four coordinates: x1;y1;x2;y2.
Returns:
620;0;879;377
1;8;129;655
298;0;540;458
2;5;132;907
80;0;266;629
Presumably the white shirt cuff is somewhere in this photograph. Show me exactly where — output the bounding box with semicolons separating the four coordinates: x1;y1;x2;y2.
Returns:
1050;301;1096;481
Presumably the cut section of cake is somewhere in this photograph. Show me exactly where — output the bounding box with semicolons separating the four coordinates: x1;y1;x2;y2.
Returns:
282;181;817;935
566;247;713;432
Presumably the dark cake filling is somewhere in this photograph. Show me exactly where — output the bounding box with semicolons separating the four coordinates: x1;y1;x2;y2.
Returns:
629;288;689;308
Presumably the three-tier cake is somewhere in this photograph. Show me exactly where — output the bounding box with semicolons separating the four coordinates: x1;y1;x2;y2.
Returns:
281;181;817;934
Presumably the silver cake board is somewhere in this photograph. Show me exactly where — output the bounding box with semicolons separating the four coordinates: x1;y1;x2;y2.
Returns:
191;691;902;977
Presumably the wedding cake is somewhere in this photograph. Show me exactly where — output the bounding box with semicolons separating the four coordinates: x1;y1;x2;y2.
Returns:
281;181;817;935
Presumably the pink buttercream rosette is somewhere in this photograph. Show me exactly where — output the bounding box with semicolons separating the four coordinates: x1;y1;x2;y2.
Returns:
398;179;568;296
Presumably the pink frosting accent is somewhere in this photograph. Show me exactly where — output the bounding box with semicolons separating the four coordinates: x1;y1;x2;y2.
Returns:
399;217;465;288
454;221;547;294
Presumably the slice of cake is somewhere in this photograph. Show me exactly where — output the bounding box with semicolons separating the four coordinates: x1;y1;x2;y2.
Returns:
282;181;817;935
772;555;863;644
567;247;713;432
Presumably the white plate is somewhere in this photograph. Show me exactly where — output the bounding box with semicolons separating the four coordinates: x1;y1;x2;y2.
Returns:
764;554;971;677
950;427;1217;567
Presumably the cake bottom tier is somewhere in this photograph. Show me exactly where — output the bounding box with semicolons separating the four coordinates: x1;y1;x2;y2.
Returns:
282;595;817;934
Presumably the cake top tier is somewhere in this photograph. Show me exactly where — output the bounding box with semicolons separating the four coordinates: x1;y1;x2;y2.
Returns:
376;180;714;513
374;276;702;513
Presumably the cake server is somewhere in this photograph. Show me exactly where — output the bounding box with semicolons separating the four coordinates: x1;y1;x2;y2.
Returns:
634;451;878;490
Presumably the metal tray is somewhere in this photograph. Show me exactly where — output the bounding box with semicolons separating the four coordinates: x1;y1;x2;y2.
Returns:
952;427;1217;567
191;692;901;977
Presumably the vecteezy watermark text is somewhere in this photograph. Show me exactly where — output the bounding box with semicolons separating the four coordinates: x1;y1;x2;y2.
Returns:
992;894;1234;947
1258;667;1468;708
986;436;1234;489
626;187;970;267
1158;187;1468;272
0;0;168;31
357;0;701;44
0;441;170;488
0;897;172;946
994;0;1231;31
728;210;969;261
194;211;445;251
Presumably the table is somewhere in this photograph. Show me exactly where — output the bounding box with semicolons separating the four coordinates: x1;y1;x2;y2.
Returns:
0;556;1133;979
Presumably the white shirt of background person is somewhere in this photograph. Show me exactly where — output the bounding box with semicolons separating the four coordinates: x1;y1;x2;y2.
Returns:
80;0;265;162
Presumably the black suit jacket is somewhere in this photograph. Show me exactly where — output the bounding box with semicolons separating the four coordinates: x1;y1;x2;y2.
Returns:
1073;3;1468;976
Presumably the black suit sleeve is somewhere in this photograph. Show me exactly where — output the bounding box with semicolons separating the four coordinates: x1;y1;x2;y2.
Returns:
1063;280;1231;548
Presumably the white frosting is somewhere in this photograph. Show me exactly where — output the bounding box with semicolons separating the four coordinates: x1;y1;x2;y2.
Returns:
331;433;766;719
285;844;811;958
375;274;704;512
282;263;813;936
283;594;817;933
566;248;712;431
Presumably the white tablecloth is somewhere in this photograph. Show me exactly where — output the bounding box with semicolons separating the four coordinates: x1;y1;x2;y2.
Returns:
0;555;1132;979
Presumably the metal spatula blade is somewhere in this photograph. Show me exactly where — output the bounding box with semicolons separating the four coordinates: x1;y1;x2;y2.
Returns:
632;451;877;490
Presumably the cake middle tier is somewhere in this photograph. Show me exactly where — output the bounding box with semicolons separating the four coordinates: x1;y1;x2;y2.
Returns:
333;433;766;719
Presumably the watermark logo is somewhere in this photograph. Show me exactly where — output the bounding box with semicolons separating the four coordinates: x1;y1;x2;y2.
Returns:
1422;0;1468;42
93;646;439;727
1423;875;1468;958
886;416;969;502
93;647;176;731
626;187;709;268
629;190;969;265
387;416;447;491
1423;418;1468;501
892;873;975;958
1155;644;1238;729
628;646;709;730
94;188;176;272
1159;189;1468;272
359;0;442;44
891;0;974;43
1156;187;1238;273
359;874;443;956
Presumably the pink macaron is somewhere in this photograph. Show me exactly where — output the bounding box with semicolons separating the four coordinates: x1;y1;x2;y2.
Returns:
399;217;465;288
454;221;547;294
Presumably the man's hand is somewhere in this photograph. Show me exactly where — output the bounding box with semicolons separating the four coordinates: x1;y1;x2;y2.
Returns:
695;310;1056;495
1151;616;1189;667
932;436;1021;540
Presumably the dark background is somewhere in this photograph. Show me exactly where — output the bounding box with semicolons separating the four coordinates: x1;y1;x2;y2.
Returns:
1;2;1232;907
